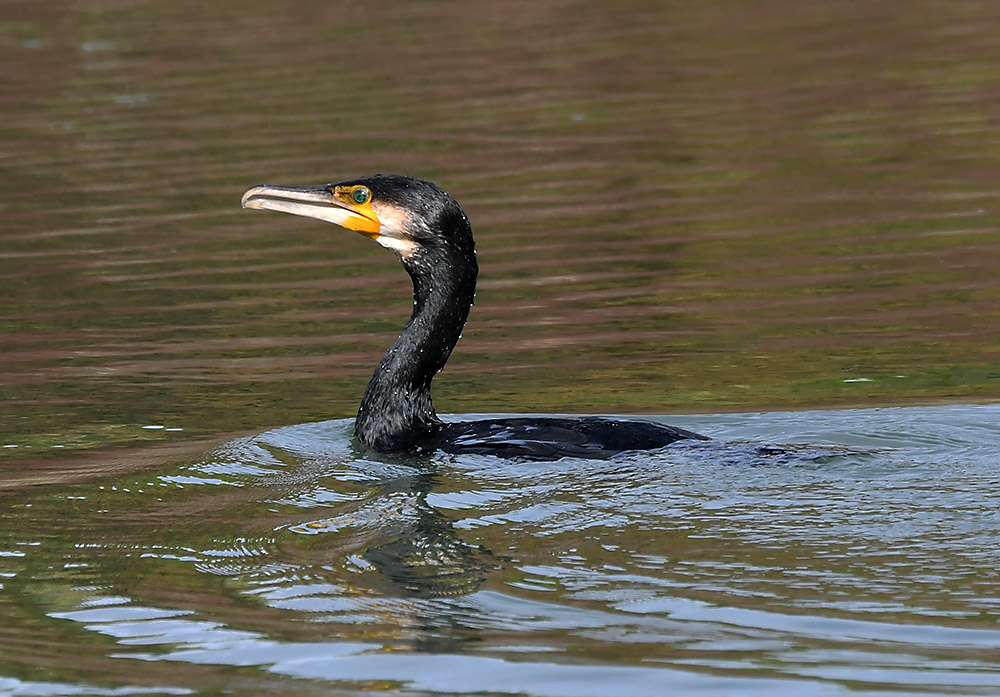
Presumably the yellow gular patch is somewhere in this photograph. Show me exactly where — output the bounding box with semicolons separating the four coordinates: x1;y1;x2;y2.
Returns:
332;186;381;236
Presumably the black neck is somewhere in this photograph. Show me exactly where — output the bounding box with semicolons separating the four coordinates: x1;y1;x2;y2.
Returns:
355;244;477;451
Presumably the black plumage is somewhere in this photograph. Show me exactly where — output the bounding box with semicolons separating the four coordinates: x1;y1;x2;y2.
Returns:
242;175;706;460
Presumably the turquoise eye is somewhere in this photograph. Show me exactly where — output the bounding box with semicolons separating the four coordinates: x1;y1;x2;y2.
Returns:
352;188;370;204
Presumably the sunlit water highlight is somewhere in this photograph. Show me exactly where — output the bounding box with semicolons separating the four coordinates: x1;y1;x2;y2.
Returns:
3;405;1000;696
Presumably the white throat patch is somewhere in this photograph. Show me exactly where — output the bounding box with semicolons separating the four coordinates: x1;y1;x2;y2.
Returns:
375;235;417;257
371;201;417;258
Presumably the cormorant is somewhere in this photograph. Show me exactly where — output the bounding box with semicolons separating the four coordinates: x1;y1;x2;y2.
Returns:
242;175;706;459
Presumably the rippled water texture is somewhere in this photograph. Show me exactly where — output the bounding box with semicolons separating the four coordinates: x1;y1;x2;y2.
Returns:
2;0;1000;695
2;405;1000;696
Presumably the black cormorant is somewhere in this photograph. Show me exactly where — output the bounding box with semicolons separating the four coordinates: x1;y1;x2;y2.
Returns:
242;175;706;459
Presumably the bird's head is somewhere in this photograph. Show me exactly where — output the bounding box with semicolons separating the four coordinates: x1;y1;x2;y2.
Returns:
241;174;474;263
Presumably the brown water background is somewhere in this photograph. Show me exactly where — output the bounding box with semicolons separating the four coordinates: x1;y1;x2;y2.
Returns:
2;0;999;465
3;4;1000;696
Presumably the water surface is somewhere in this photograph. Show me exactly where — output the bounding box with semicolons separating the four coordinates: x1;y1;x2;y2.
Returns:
3;405;1000;695
2;0;998;458
2;1;1000;694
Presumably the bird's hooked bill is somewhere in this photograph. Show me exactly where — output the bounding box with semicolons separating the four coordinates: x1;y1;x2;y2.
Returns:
241;183;381;237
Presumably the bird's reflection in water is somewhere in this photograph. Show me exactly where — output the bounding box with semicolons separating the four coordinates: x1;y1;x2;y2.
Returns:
279;463;496;653
287;468;494;601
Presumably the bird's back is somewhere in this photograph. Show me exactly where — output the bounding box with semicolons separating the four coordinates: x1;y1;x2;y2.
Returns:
425;416;707;460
